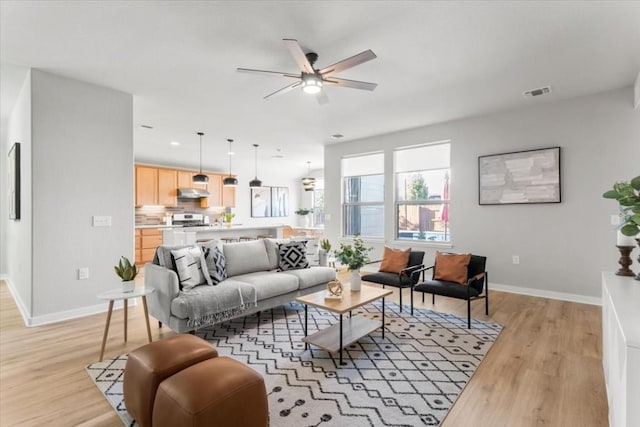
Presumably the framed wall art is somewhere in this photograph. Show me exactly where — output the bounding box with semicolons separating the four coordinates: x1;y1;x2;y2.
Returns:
8;142;21;220
271;187;289;217
478;146;561;205
250;187;272;217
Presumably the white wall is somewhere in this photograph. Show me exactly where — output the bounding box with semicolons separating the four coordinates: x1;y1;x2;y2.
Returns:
4;69;134;324
4;71;32;317
325;86;639;301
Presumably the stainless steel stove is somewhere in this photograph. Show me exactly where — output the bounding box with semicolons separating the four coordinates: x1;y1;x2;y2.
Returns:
172;213;205;227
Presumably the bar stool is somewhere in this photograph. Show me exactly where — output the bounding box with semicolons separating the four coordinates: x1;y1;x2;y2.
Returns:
239;236;256;241
220;237;238;243
256;235;270;239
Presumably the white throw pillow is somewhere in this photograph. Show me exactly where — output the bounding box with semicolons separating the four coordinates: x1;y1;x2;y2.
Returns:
171;245;212;290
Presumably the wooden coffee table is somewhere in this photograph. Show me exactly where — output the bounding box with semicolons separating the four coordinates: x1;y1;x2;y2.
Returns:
295;284;393;365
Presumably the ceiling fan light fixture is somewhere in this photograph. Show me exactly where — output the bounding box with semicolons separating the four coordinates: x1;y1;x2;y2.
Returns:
302;74;322;94
193;132;209;184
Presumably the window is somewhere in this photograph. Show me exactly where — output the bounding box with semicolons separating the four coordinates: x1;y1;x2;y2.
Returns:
342;153;384;237
312;178;325;227
395;142;450;242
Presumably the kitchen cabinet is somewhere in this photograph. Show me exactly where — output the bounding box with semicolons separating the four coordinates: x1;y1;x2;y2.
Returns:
135;229;142;265
157;168;177;207
222;182;236;207
135;165;158;206
178;170;208;190
200;174;222;208
138;228;163;265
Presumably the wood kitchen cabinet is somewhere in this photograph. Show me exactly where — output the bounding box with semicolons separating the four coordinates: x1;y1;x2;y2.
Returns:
137;228;162;265
222;183;236;207
135;165;158;206
200;174;222;208
178;170;208;190
135;229;142;265
157;168;177;207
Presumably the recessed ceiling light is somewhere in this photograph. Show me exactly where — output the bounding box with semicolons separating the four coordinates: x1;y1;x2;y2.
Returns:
170;141;180;146
331;134;344;139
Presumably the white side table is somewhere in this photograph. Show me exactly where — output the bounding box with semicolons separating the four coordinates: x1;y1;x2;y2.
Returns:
97;287;155;361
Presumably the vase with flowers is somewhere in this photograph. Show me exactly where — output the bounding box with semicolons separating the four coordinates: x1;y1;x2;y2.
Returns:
333;236;372;291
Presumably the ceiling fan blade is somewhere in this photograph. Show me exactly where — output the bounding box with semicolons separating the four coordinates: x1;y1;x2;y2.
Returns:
237;68;299;79
323;77;377;91
283;38;314;74
316;91;329;105
264;81;302;100
319;49;377;76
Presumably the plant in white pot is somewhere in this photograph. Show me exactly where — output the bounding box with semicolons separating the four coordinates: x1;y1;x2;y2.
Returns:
603;175;640;239
334;236;372;291
114;256;139;292
295;208;312;227
319;238;331;267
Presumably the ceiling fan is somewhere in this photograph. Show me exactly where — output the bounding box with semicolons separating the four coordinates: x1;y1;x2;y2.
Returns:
237;38;377;104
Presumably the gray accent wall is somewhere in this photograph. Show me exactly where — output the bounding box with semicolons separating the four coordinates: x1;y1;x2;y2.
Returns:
4;69;133;324
324;86;639;300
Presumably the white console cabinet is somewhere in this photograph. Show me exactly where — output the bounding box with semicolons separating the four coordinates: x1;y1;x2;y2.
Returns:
602;272;640;427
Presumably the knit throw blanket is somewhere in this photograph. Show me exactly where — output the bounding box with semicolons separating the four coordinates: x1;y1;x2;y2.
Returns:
179;281;257;329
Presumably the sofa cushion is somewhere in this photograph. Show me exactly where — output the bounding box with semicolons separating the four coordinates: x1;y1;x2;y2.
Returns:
171;246;211;290
279;266;336;290
263;238;289;270
230;272;299;300
154;244;191;271
170;279;257;320
223;240;271;277
278;241;310;271
200;241;227;285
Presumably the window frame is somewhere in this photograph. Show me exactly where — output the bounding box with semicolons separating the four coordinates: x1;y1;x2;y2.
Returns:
342;172;385;238
394;142;451;244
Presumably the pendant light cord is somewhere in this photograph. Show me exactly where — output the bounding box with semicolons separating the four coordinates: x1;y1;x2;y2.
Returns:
227;139;233;176
254;144;259;178
198;132;204;173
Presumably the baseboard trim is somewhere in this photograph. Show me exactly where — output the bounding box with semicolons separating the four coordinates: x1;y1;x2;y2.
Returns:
490;282;601;306
2;277;137;327
3;277;32;326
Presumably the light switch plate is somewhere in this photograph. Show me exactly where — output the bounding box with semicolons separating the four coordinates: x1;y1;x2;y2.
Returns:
611;215;620;226
93;216;112;227
78;267;89;280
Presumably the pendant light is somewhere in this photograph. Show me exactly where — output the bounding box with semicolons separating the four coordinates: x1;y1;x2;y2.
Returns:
301;161;316;191
193;132;209;184
223;138;238;187
249;144;262;187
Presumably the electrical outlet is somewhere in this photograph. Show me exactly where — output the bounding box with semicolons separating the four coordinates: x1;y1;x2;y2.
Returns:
512;255;520;264
325;213;331;221
78;267;89;280
92;216;112;227
611;215;620;226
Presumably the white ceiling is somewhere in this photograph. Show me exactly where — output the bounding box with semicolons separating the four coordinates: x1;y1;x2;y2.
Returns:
2;1;639;177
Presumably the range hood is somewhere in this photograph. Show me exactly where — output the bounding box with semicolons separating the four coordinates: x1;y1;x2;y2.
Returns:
177;188;209;199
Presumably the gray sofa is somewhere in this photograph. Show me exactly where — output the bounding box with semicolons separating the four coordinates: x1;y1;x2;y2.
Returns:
145;238;336;333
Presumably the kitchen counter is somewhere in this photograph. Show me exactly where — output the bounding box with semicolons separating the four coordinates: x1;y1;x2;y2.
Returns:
162;224;287;245
135;224;183;229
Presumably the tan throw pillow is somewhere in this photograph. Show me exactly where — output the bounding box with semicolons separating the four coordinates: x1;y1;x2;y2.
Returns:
434;251;471;285
379;247;411;274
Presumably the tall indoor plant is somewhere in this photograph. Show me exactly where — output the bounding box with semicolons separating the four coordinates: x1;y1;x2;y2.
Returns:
603;175;640;239
334;236;372;291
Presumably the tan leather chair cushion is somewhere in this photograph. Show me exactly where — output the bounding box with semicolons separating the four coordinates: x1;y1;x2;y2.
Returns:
123;334;218;427
434;251;471;285
379;247;411;273
153;356;268;427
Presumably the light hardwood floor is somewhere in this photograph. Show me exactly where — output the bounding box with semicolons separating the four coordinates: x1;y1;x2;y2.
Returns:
0;275;608;427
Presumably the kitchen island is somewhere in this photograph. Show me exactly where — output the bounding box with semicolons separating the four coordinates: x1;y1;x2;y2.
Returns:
162;224;286;245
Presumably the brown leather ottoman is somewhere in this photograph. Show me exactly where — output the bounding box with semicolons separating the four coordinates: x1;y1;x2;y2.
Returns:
123;334;218;427
152;356;268;427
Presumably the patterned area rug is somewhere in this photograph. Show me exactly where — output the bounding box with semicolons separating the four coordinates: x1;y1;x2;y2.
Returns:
86;301;502;426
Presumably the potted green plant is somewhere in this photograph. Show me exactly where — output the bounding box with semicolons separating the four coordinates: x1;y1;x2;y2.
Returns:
114;256;139;292
295;208;312;227
319;239;332;266
603;175;640;242
333;236;372;291
223;212;235;228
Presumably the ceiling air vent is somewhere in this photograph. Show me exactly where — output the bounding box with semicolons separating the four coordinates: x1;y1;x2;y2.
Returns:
523;86;552;98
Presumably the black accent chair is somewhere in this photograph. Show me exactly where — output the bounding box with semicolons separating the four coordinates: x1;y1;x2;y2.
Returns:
360;251;425;312
412;254;488;328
